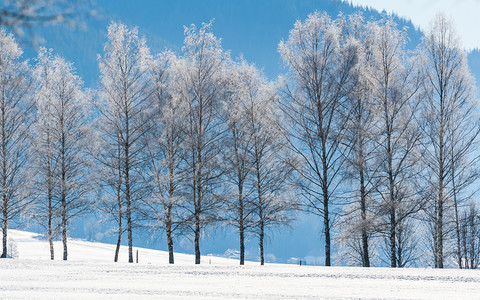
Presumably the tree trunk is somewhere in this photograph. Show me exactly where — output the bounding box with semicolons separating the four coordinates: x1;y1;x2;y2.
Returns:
125;110;133;263
435;87;445;269
397;225;403;267
323;197;330;266
437;133;444;268
1;211;6;258
462;220;468;268
469;214;475;269
48;191;54;260
114;216;122;262
126;191;133;263
61;123;67;261
254;145;265;266
389;207;396;268
62;198;67;261
321;152;331;267
194;211;201;264
359;168;370;267
114;139;122;263
194;143;202;265
166;206;174;264
1;104;7;259
166;224;174;264
47;130;54;260
385;97;396;268
433;203;438;267
239;185;245;266
358;118;369;267
437;185;444;268
233;125;246;266
61;165;67;261
452;168;462;268
167;154;175;265
113;221;123;262
240;221;245;265
259;217;264;265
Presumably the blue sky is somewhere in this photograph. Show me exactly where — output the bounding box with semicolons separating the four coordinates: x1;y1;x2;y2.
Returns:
32;0;420;87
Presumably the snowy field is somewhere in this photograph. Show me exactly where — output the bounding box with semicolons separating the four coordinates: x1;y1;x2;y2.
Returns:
1;230;480;299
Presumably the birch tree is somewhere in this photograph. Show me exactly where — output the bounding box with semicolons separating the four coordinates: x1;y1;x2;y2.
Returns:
31;48;58;260
337;13;379;268
246;76;296;266
0;29;33;258
97;22;152;263
369;18;422;268
171;21;227;264
223;59;294;265
279;12;358;266
33;50;90;260
141;51;187;264
222;59;257;265
419;14;476;268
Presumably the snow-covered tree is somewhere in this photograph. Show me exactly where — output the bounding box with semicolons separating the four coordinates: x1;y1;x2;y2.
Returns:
140;51;188;264
368;18;422;268
0;29;33;258
418;14;477;268
279;11;358;266
32;48;91;261
222;59;258;265
245;72;296;266
31;48;58;260
171;21;227;264
223;59;295;265
337;13;379;267
97;22;152;263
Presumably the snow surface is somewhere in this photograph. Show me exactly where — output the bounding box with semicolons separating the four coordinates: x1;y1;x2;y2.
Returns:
1;230;480;299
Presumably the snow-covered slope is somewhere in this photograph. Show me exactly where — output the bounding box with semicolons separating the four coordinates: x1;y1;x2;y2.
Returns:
7;229;252;265
1;230;480;299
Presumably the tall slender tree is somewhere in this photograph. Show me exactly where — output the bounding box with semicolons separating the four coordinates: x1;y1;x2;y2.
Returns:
279;12;358;266
97;22;152;263
246;76;296;266
222;59;257;265
369;18;422;268
419;14;476;268
33;50;90;260
223;59;296;265
337;13;379;268
0;29;33;258
171;21;227;264
141;51;187;264
31;48;58;260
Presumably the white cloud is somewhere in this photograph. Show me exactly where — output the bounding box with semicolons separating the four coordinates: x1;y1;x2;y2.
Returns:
348;0;480;50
